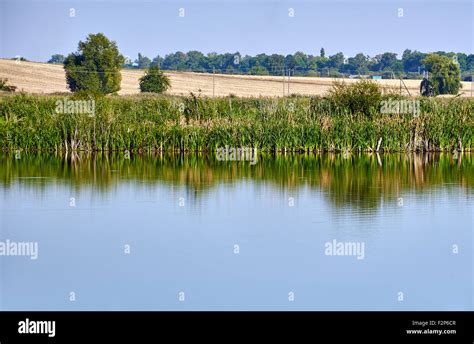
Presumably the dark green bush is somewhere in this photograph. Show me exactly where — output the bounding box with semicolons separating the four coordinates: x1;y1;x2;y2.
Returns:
328;80;382;116
139;65;170;93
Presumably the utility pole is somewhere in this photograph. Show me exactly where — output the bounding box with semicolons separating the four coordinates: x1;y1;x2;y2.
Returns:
287;69;291;95
212;67;216;97
282;69;285;97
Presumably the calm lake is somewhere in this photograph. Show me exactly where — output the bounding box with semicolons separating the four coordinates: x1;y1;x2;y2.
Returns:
0;152;472;310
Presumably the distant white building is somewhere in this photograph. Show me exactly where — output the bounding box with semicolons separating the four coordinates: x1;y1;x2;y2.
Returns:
349;75;370;79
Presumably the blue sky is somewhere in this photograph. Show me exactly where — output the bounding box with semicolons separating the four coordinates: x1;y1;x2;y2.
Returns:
0;0;472;62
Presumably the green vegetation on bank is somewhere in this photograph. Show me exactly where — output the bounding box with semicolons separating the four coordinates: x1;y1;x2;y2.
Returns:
0;86;472;152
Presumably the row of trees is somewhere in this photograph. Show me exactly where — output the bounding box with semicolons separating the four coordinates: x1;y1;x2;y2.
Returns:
60;33;463;96
51;48;474;80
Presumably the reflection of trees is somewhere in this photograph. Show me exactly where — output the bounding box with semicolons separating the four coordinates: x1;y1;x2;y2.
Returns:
0;152;472;209
319;153;472;208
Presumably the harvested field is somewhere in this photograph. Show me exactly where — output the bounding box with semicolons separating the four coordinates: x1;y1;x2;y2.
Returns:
0;59;472;97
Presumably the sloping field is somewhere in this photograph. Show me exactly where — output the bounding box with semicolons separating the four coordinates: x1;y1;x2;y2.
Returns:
0;59;472;97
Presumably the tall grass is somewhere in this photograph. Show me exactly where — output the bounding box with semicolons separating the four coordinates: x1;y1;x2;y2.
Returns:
0;90;472;152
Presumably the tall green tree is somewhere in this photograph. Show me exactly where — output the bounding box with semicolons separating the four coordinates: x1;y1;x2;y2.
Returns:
64;33;124;94
422;54;461;95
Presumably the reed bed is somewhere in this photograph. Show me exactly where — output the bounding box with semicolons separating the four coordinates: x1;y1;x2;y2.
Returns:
0;92;472;152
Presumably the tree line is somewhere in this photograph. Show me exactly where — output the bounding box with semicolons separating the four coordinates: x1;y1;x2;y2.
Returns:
49;46;474;81
47;33;463;96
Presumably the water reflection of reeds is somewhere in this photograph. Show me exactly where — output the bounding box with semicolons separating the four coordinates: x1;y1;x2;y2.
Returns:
0;152;472;209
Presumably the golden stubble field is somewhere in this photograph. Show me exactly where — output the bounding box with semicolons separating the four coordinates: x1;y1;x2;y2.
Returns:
1;59;472;97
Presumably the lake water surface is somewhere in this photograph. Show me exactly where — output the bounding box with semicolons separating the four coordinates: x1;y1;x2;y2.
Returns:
0;153;472;310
